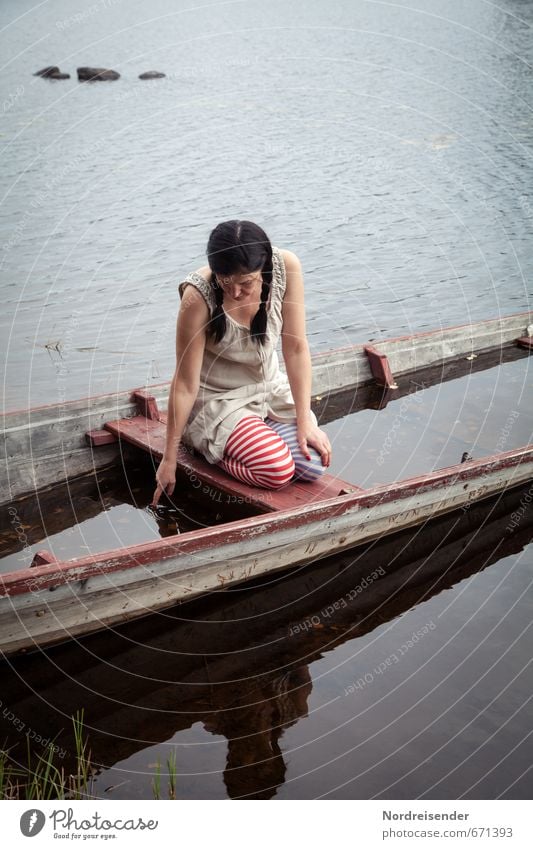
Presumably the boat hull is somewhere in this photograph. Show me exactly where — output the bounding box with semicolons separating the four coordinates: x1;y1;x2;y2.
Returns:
1;445;531;656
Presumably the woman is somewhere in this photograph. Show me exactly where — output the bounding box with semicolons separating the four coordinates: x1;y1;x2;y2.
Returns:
152;220;332;505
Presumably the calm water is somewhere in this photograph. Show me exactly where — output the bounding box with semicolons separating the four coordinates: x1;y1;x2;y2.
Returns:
1;0;532;801
1;0;532;411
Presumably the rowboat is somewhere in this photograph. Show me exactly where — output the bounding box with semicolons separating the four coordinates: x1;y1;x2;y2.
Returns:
1;311;532;657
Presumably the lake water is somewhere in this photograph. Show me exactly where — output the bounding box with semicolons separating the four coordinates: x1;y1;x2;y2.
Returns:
1;0;532;802
1;0;532;412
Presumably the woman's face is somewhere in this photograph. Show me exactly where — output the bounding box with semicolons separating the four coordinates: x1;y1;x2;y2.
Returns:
217;268;262;301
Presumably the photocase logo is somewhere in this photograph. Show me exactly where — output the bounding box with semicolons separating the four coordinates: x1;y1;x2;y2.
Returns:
20;809;46;837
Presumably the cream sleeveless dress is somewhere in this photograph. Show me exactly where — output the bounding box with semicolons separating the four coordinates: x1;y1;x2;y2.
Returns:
178;246;297;464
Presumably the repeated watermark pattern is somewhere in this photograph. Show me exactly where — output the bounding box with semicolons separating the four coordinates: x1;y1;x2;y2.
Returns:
344;621;436;696
6;506;33;567
179;452;273;507
289;566;386;636
0;698;66;759
56;0;123;31
506;482;533;532
495;409;520;453
2;133;123;258
3;84;25;114
376;387;425;466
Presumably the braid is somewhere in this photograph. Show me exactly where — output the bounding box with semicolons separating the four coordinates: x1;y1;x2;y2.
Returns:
206;220;273;346
209;273;227;343
250;243;273;345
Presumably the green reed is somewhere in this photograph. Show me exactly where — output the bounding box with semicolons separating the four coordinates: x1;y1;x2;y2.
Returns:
0;710;93;800
151;748;178;800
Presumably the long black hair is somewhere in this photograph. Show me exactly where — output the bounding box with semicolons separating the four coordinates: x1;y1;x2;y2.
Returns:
206;220;273;345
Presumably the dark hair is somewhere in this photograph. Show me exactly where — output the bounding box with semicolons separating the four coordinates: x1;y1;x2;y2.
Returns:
206;219;273;345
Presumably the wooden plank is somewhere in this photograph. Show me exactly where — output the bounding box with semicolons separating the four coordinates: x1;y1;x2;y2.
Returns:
0;385;170;503
364;345;398;389
86;429;118;446
2;381;171;429
132;390;161;421
6;482;529;695
379;313;533;378
30;551;58;567
104;415;360;512
1;445;120;504
312;311;533;392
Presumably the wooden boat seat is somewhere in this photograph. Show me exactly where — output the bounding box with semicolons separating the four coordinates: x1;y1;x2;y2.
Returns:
103;414;362;513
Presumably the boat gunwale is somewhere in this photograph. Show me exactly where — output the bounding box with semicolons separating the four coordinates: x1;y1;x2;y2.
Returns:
1;309;531;422
1;442;532;598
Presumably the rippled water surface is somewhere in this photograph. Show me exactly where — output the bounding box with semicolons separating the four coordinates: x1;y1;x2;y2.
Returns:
1;0;532;802
1;0;532;410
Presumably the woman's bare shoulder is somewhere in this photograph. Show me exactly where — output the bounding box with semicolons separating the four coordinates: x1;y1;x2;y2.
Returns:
279;248;302;272
195;264;212;282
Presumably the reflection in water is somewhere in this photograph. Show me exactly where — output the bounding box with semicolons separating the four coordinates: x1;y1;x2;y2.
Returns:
1;483;532;799
204;667;312;799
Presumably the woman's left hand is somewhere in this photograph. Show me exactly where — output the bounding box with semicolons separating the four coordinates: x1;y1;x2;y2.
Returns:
297;420;332;467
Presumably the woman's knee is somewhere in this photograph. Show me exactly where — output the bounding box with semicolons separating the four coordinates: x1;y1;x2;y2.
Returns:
254;454;296;488
265;420;325;482
294;454;326;482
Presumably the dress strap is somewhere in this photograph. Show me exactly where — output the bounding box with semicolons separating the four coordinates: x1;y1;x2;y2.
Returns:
178;271;215;313
271;246;286;298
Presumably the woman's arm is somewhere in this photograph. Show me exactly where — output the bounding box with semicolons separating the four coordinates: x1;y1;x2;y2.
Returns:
280;250;331;466
152;285;208;505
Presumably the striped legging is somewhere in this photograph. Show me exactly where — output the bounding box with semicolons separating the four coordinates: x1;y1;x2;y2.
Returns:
220;415;325;489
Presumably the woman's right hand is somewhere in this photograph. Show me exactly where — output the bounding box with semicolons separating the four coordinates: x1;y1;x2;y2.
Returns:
151;285;207;508
152;457;176;507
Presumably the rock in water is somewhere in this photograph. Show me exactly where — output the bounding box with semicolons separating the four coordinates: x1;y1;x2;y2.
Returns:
138;71;166;80
50;71;70;79
77;67;120;82
34;66;60;77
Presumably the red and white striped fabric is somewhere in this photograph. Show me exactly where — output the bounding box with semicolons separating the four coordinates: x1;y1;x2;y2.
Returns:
220;415;295;489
